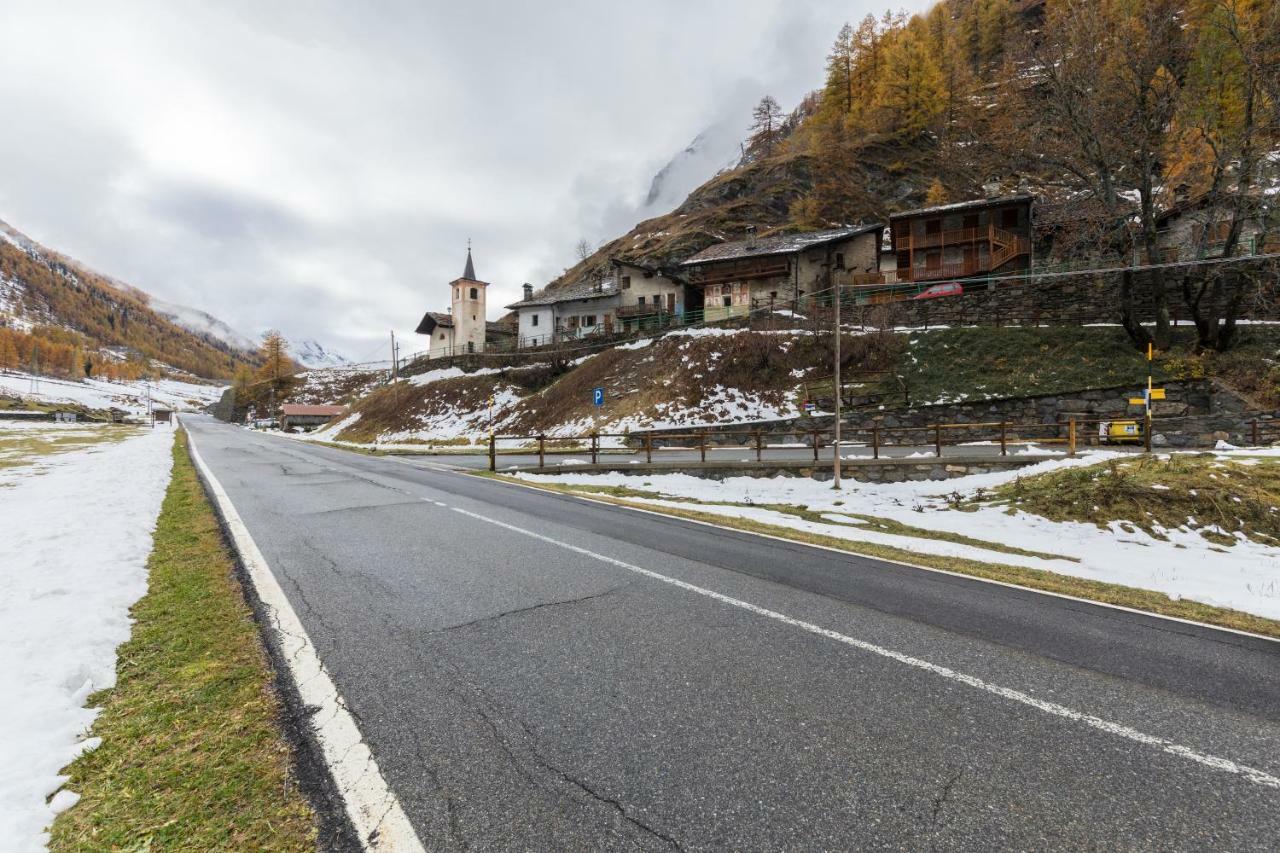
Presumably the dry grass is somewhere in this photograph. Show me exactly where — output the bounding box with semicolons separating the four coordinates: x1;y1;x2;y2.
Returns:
987;454;1280;547
49;431;316;850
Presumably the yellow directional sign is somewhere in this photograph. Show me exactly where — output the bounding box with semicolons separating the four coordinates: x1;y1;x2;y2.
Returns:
1150;388;1166;400
1129;398;1146;406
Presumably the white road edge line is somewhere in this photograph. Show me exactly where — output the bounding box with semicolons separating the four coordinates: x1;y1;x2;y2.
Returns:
186;431;426;852
486;472;1280;646
449;504;1280;791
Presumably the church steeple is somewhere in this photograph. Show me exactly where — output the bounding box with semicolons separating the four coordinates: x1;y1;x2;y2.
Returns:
462;245;476;281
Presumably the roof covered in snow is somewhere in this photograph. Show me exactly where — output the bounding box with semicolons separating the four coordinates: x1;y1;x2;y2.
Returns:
680;225;881;267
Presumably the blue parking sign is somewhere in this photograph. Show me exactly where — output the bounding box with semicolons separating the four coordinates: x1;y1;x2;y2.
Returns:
592;387;604;407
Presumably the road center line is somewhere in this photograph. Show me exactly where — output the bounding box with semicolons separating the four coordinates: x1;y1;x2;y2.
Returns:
448;504;1280;791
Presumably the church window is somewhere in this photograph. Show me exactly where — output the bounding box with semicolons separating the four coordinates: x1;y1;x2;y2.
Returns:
470;287;478;300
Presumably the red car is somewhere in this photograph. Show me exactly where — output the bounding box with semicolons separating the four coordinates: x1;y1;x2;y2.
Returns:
914;282;964;300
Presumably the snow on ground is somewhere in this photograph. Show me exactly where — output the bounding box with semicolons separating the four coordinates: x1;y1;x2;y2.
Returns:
0;370;225;416
517;450;1280;621
0;423;176;849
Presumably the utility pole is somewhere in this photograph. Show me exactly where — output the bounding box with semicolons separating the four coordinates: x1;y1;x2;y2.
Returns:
390;330;398;381
832;282;842;489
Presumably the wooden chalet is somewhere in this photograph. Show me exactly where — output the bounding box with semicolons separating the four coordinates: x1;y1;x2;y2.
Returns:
886;194;1033;284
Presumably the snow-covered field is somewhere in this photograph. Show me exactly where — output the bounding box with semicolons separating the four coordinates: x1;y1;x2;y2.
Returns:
0;423;176;849
516;450;1280;622
0;370;225;417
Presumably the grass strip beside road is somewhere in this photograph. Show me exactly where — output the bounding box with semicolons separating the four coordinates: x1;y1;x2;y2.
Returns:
49;430;316;850
492;473;1280;639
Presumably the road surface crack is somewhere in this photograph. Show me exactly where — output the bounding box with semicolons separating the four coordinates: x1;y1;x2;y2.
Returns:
429;585;630;635
929;767;964;830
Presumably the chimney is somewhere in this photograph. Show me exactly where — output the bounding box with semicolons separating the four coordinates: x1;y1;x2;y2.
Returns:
1174;183;1191;206
746;224;757;249
522;282;533;300
983;179;1002;199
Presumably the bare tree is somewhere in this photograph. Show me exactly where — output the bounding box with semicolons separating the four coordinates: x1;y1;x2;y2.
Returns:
748;95;786;159
574;238;593;264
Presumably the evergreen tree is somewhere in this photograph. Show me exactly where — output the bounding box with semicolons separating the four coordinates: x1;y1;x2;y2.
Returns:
0;330;18;371
874;18;947;137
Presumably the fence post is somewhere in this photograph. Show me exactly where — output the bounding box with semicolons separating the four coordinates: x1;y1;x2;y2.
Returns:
1253;419;1260;447
488;433;496;472
755;430;763;463
1000;422;1007;457
1068;418;1077;457
700;431;707;463
934;424;942;458
872;424;880;460
812;430;820;462
591;431;599;465
538;434;545;469
645;433;652;464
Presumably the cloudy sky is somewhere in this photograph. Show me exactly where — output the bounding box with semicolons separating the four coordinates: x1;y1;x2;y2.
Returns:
0;0;929;362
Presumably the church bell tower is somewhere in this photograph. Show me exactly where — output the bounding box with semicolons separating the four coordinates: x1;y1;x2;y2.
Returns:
451;245;487;354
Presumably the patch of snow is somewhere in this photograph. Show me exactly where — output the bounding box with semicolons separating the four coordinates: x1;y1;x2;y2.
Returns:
0;425;176;847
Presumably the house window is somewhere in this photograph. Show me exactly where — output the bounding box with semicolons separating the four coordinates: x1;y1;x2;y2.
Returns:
1000;208;1019;229
722;295;732;307
439;333;445;340
467;341;475;353
925;219;942;235
583;315;596;327
963;213;979;229
531;314;539;327
621;276;631;290
469;287;478;300
637;296;646;306
834;253;845;270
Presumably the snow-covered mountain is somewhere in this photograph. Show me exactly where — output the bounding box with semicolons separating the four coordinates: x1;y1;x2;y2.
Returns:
147;297;258;353
639;117;746;219
292;339;350;369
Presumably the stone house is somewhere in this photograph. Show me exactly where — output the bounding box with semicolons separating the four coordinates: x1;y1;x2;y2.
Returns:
611;259;688;332
505;278;621;348
1155;191;1277;262
680;225;882;322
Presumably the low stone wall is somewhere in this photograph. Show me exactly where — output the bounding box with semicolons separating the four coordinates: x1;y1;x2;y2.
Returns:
855;267;1280;329
521;455;1051;484
632;380;1278;450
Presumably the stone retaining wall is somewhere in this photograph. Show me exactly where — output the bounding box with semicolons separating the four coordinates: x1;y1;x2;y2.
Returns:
634;379;1279;450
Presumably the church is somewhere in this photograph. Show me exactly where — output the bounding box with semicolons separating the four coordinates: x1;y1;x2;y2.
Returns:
414;248;514;358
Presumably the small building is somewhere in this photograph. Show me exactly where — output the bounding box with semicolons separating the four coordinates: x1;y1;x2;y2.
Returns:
415;248;495;359
886;193;1033;284
505;278;621;348
1155;190;1277;262
280;403;347;432
680;225;882;322
611;259;689;333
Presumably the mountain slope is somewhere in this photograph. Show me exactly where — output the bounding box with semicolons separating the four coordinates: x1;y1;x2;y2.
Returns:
0;219;258;380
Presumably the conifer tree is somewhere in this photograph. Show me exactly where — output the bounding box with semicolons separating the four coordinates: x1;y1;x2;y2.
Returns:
748;95;786;158
874;18;947;137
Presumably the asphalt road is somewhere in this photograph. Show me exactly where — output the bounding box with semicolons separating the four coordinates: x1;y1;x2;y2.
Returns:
186;416;1280;851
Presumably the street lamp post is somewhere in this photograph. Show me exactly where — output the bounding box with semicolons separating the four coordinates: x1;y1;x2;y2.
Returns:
832;282;842;489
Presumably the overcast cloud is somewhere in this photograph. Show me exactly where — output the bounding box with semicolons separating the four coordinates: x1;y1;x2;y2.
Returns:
0;0;929;361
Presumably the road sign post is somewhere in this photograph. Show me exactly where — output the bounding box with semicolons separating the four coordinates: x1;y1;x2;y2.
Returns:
592;387;604;407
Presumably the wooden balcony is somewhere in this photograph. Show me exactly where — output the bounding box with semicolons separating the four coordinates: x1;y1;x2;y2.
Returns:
616;303;666;319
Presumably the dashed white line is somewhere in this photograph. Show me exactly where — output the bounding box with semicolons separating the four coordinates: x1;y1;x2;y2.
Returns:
449;504;1280;792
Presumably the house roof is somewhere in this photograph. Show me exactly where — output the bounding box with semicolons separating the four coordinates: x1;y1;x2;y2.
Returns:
415;311;454;335
281;404;347;418
889;193;1034;221
504;278;619;309
680;225;881;267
